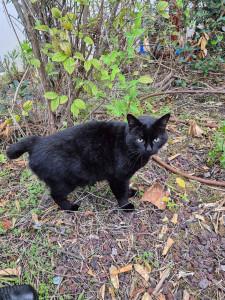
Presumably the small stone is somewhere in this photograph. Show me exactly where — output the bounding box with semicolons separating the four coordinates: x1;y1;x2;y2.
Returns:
174;255;181;262
207;274;214;280
199;278;209;289
204;172;210;178
112;248;118;255
167;293;174;300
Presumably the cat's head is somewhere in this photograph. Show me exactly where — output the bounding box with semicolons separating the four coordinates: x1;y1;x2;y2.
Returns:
126;113;170;156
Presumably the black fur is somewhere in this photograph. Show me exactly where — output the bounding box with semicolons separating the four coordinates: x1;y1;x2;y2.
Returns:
6;114;170;212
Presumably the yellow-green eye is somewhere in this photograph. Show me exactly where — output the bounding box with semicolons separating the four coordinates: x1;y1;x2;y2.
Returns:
153;137;160;143
137;138;144;143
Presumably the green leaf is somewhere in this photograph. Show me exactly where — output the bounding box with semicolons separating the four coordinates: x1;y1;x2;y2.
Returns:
35;25;49;31
118;73;126;83
83;83;92;94
135;17;141;28
157;1;168;12
176;0;183;7
51;97;60;111
74;52;85;61
162;11;169;19
83;36;94;45
133;71;139;75
51;7;62;19
84;60;92;72
60;41;71;56
23;100;33;110
92;86;98;96
22;110;28;116
59;95;68;104
71;103;79;117
90;58;101;69
101;55;111;66
74;99;86;110
52;52;67;62
30;57;40;67
63;57;75;74
138;76;153;84
14;115;20;122
44;91;58;99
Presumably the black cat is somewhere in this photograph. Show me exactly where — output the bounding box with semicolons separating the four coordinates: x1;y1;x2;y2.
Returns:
6;113;170;212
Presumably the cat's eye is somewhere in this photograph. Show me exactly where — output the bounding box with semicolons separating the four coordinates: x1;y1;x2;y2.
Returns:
153;137;160;143
137;138;144;143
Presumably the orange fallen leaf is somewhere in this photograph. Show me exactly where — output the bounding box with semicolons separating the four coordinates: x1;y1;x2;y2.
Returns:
32;213;39;223
1;220;13;230
87;269;94;277
134;264;149;281
162;237;174;255
85;210;95;217
110;264;132;275
158;294;166;300
141;183;168;210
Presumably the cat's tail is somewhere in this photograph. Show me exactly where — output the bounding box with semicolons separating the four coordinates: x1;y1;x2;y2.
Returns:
6;135;40;159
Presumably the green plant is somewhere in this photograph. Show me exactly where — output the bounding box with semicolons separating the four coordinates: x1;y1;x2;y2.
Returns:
209;121;225;168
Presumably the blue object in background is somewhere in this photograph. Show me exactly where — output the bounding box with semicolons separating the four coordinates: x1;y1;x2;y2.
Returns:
140;39;147;54
176;47;183;55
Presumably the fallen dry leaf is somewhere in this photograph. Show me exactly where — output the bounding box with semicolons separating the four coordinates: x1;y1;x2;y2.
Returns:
143;37;150;52
134;264;149;281
109;265;119;289
171;136;186;144
142;292;152;300
1;220;13;230
0;268;17;276
32;213;39;223
188;120;204;137
159;224;168;239
144;261;151;272
15;200;21;211
98;284;105;300
162;237;174;255
168;153;181;161
176;177;185;188
158;294;166;300
108;286;116;300
183;289;190;300
85;210;95;217
141;183;168;210
110;264;132;275
87;269;94;277
0;120;7;133
195;214;206;222
171;213;178;225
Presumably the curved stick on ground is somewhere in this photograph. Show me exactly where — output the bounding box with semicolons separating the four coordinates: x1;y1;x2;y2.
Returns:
139;89;225;102
152;155;225;187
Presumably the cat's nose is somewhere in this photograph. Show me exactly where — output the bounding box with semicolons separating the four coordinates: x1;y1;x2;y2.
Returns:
146;145;152;152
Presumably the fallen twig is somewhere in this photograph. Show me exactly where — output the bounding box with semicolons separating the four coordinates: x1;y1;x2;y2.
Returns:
152;155;225;187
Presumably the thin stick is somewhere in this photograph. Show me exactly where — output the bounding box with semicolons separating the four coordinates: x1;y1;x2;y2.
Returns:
152;155;225;187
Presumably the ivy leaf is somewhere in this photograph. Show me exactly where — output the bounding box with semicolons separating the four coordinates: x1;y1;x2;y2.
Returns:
83;36;94;45
138;76;153;84
44;91;58;99
52;52;67;62
51;97;59;111
71;103;79;117
30;57;40;67
74;99;86;110
51;7;62;19
59;95;68;104
84;61;92;71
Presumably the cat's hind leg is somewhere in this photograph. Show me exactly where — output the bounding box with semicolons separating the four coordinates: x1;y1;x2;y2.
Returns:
50;189;79;211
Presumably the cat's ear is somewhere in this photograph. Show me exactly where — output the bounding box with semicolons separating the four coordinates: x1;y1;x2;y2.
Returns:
127;114;142;130
156;113;170;129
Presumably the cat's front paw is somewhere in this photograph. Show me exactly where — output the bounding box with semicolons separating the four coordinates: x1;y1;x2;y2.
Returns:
128;188;137;198
71;204;80;211
120;202;135;213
